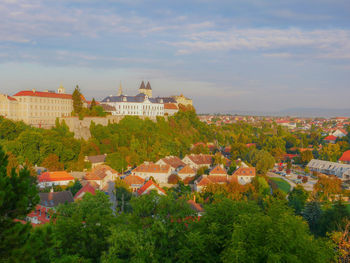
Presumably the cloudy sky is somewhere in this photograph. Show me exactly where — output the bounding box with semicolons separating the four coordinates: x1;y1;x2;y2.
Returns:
1;0;350;113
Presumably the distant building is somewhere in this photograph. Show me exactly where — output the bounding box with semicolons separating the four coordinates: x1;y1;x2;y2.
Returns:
177;165;196;180
156;156;185;172
307;159;350;180
132;162;172;184
164;103;179;116
84;165;119;190
85;154;107;168
339;150;350;164
74;182;97;200
172;94;193;106
233;167;256;185
182;154;213;170
123;175;145;193
324;135;337;144
137;180;166;196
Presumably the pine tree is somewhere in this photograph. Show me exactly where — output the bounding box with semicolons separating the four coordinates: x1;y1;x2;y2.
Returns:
90;98;96;108
72;85;83;114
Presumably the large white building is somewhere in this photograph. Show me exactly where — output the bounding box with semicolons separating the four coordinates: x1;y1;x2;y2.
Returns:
307;159;350;181
101;81;178;117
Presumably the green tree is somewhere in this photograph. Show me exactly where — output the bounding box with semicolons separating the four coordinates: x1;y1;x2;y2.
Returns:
288;185;309;215
302;200;322;235
72;85;83;114
0;147;39;262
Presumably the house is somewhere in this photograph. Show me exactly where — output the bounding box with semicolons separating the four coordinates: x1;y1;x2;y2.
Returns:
233;167;256;185
123;175;145;193
307;159;350;180
84;165;119;190
156;156;185;172
332;128;348;138
182;154;213;170
177;165;196;180
74;182;97;200
132;162;172;184
339;150;350;164
324;135;337;144
38;171;74;188
26;191;74;225
85;154;107;168
194;174;229;192
187;199;204;216
137;180;166;196
209;165;227;176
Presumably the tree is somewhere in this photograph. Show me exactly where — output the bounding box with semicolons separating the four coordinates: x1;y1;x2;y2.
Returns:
314;175;342;202
6;152;19;176
66;180;83;196
301;150;314;165
302;200;322;235
90;98;97;108
0;147;39;262
288;185;309;215
52;191;114;262
72;85;83;114
331;220;350;263
41;153;64;171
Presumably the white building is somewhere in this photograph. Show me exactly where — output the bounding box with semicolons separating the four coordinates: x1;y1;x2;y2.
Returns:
307;159;350;180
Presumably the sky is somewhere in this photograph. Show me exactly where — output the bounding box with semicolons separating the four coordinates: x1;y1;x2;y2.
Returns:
0;0;350;113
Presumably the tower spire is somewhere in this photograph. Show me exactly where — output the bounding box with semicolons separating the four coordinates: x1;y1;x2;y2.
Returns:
118;81;123;96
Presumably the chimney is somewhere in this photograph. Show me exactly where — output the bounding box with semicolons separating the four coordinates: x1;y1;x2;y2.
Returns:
193;195;196;203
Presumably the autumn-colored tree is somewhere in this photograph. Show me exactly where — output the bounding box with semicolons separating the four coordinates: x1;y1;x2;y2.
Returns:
301;150;314;164
314;175;342;201
331;221;350;263
168;174;181;184
6;152;19;176
41;154;64;171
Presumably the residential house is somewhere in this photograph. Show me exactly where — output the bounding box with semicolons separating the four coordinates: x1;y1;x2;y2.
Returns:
234;167;256;185
137;180;166;196
132;162;172;184
38;171;74;188
85;154;107;168
177;165;196;180
156;156;185;172
307;159;350;180
339;150;350;164
332;128;348;138
194;174;229;192
26;191;74;225
182;154;213;170
74;182;97;200
164;103;179;116
209;165;227;176
123;175;145;193
324;135;337;144
84;165;119;190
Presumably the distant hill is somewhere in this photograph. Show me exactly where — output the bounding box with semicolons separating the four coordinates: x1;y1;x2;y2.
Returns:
221;108;350;118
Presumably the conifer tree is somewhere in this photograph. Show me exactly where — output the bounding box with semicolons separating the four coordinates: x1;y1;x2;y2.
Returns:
72;85;83;114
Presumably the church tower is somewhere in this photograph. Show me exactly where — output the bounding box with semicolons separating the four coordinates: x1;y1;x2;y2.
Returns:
138;81;152;97
117;82;123;96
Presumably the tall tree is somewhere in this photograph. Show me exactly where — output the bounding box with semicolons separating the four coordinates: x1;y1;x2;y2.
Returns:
72;85;83;114
0;146;39;262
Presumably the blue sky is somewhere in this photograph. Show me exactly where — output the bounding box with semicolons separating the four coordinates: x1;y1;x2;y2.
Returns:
1;0;350;113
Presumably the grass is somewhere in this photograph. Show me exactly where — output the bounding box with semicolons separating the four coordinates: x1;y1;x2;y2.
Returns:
269;177;291;193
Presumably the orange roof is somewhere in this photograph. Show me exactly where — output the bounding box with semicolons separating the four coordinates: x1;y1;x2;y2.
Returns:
187;200;204;213
7;95;17;101
178;165;196;175
209;165;227;176
84;165;118;181
196;176;213;186
133;163;171;174
39;171;74;182
164;103;179;110
339;150;350;162
324;135;337;141
123;175;145;186
74;182;96;200
233;167;256;177
137;180;166;195
13;90;72;99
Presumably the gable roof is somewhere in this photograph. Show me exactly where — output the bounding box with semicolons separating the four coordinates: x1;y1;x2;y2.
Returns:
185;154;213;165
339;150;350;162
324;135;337;141
132;162;171;174
123;175;145;186
160;156;185;169
87;154;106;164
164;103;179;110
234;167;256;177
38;171;74;182
178;165;196;175
209;165;227;175
84;165;118;181
74;182;96;200
39;191;74;207
137;180;166;195
13;90;72;99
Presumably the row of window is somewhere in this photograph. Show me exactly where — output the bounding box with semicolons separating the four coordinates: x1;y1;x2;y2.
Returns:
17;97;71;104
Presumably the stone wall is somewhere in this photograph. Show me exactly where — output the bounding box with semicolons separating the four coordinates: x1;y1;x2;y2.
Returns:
59;115;159;140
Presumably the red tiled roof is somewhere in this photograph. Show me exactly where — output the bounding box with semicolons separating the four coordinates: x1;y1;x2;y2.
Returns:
164;103;179;110
13;90;72;99
84;165;118;181
7;95;17;101
186;154;213;165
187;200;204;213
137;180;166;195
133;163;171;174
233;167;256;177
123;175;145;186
324;135;337;141
160;156;185;169
196;176;213;186
38;171;74;182
183;176;195;184
339;150;350;162
178;165;196;175
74;182;96;200
209;165;227;175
